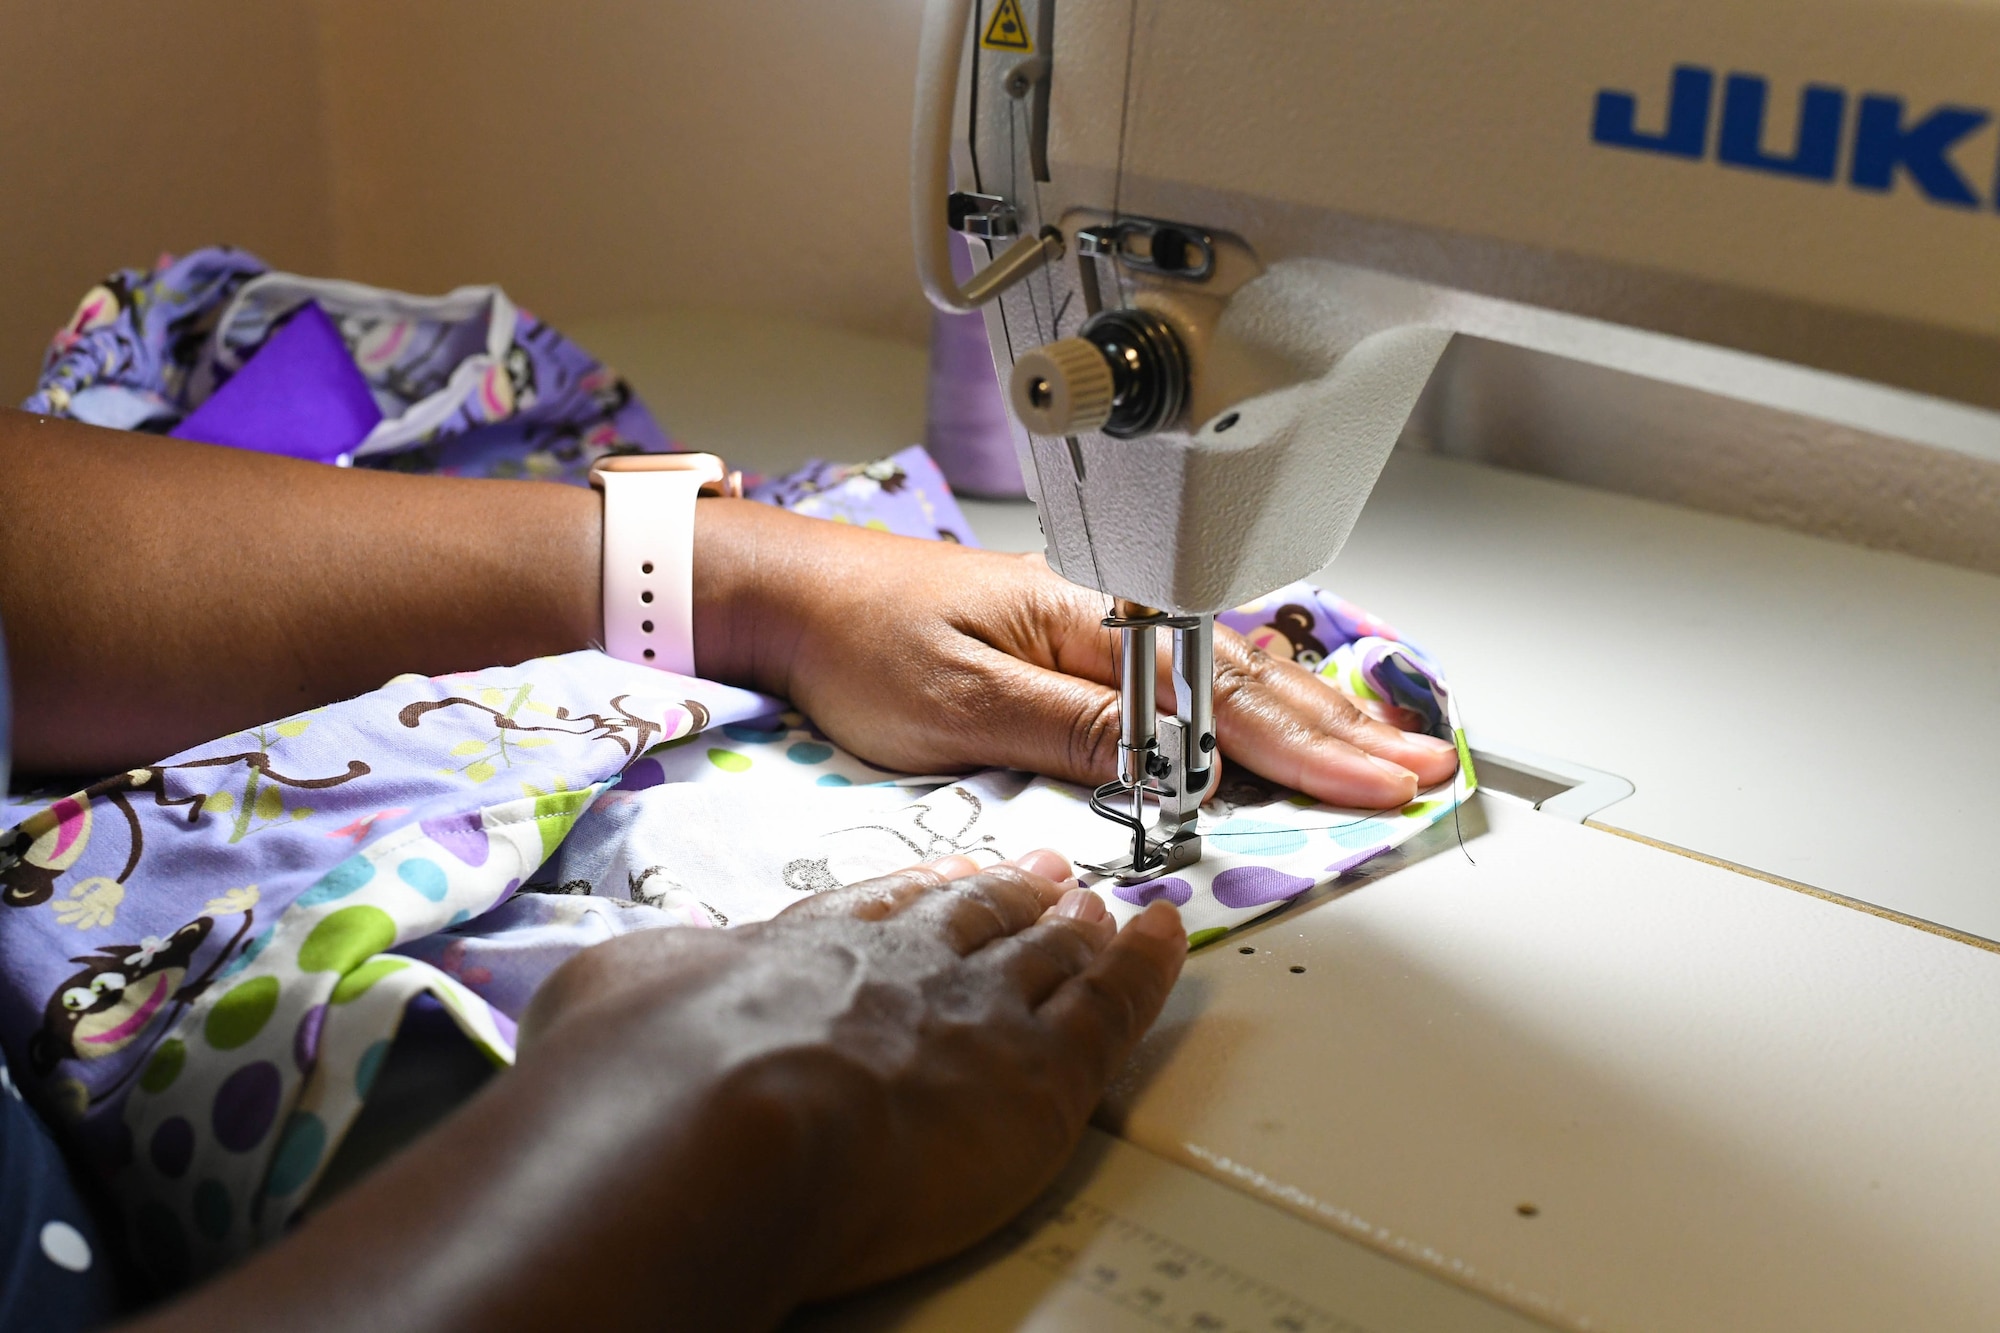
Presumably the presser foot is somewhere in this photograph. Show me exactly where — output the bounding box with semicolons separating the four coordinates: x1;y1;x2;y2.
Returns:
1086;604;1217;885
1082;776;1205;884
1080;832;1203;886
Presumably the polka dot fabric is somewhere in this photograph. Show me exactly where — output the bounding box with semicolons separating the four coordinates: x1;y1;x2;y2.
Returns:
0;651;779;1290
0;1051;117;1329
119;803;546;1279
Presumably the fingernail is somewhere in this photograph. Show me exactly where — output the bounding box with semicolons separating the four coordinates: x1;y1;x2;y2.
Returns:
1398;733;1458;754
1054;887;1106;922
1005;847;1073;882
1366;754;1417;783
1128;900;1185;942
923;854;979;879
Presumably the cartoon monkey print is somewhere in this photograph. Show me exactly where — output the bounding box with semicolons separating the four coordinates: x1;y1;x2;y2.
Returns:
1;795;94;909
64;274;136;339
28;914;249;1077
503;341;539;414
1248;603;1330;670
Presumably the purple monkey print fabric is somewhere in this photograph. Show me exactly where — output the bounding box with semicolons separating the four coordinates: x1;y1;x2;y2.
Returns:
3;250;1469;1298
748;447;978;545
0;660;778;1290
25;247;668;484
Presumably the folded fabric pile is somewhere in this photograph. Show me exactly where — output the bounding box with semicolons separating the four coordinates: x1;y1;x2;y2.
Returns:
25;246;667;482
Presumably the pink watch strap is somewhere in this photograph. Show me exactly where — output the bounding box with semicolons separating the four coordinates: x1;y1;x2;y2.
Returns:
598;469;705;674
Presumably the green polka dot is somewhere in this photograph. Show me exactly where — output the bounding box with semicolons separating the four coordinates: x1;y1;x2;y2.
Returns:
706;748;751;773
355;1040;391;1098
1399;800;1440;819
1186;927;1231;951
140;1039;186;1094
264;1112;328;1197
330;957;409;1005
533;786;594;859
297;905;396;974
192;1179;231;1242
205;976;280;1050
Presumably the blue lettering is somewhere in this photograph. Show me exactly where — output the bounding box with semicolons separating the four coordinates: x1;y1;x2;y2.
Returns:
1594;64;1997;211
1718;74;1844;182
1850;95;1987;206
1593;65;1714;159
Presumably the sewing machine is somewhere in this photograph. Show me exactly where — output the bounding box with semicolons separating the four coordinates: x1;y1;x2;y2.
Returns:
914;0;2000;881
787;1;2000;1328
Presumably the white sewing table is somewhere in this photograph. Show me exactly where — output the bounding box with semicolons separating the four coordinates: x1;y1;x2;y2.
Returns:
573;311;2000;1332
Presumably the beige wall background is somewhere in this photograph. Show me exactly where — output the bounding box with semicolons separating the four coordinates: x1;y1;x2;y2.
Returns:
0;2;335;400
7;1;1994;574
0;0;934;402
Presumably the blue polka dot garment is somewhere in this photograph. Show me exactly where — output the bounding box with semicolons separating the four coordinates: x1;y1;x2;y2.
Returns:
1;1050;118;1329
1;618;119;1329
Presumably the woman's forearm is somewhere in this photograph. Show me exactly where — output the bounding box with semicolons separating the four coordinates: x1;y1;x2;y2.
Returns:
0;410;814;775
0;410;605;771
1;404;1456;808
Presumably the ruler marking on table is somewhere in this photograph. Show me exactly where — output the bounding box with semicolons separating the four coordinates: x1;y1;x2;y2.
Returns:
1008;1197;1372;1332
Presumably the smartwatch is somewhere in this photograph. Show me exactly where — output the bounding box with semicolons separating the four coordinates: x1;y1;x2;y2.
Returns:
588;453;742;675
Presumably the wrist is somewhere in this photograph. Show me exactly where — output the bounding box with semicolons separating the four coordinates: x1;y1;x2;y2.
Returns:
689;498;807;696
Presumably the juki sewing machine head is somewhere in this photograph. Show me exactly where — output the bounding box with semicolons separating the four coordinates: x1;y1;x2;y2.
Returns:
912;0;2000;880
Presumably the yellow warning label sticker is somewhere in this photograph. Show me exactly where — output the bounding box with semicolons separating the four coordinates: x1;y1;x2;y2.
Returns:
981;0;1033;52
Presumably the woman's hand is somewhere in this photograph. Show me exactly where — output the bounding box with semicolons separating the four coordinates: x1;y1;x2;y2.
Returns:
694;500;1458;809
132;851;1184;1331
522;848;1182;1305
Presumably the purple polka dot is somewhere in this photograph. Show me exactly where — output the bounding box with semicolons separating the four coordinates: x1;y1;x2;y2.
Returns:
1324;846;1390;877
1112;877;1193;907
211;1061;282;1153
1212;866;1315;909
420;809;490;867
293;1004;327;1073
150;1116;195;1179
615;758;665;791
